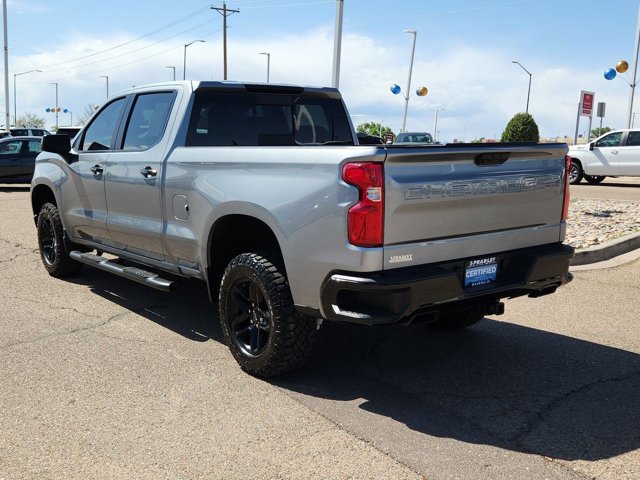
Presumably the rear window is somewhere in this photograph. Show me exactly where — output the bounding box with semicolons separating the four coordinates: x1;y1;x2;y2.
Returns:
186;91;353;146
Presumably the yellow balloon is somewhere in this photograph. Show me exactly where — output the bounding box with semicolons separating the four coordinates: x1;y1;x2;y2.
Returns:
616;60;629;74
416;86;428;97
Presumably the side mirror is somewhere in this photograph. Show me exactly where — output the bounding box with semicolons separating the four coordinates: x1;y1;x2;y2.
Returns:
42;134;71;154
589;142;595;151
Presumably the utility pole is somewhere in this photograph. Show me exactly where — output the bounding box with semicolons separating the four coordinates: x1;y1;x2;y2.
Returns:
211;2;239;80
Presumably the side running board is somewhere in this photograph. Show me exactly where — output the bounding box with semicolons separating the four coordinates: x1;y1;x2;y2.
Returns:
70;251;176;292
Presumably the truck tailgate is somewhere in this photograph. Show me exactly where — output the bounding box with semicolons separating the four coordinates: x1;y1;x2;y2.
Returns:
383;143;568;269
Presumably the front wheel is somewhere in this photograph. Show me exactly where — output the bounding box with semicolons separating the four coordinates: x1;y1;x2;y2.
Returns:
218;253;317;377
584;174;606;184
568;160;584;185
37;203;82;277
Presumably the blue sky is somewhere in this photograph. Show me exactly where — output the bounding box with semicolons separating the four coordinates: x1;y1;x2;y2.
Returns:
6;0;640;141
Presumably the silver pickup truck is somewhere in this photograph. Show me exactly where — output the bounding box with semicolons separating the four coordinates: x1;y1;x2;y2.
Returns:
31;81;574;377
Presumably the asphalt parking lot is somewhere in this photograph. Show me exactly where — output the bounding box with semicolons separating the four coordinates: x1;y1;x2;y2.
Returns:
1;183;639;479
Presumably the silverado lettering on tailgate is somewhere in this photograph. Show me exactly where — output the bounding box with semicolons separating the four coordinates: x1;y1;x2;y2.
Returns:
404;174;561;200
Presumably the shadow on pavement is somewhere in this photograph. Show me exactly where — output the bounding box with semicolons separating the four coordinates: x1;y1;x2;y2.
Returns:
65;269;640;462
275;319;640;462
0;184;30;192
66;268;222;343
574;181;640;189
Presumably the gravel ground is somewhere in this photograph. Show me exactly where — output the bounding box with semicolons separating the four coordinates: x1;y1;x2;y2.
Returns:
566;198;640;249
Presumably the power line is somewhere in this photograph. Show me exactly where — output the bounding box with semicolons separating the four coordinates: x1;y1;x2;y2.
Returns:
34;6;210;70
37;19;216;74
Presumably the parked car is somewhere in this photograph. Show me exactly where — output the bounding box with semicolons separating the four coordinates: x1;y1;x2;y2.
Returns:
55;126;83;139
0;136;42;182
10;127;50;137
567;129;640;184
394;131;434;144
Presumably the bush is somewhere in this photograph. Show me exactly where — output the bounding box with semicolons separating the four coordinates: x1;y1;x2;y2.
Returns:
501;113;539;142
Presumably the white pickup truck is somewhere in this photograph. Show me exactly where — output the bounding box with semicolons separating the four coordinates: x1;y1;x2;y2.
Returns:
567;129;640;184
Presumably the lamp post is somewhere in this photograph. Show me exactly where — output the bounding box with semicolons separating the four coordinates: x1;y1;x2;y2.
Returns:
401;29;417;132
433;108;446;142
512;60;532;113
259;52;270;83
183;40;206;80
99;75;109;99
166;65;176;81
13;69;41;126
49;82;59;129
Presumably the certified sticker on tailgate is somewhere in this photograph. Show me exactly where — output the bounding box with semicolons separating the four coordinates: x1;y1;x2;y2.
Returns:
464;257;498;287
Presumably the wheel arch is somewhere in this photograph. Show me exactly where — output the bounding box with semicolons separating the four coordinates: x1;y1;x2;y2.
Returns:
31;184;58;225
205;213;286;301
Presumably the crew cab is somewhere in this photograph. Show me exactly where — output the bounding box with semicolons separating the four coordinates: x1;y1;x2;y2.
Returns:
30;81;574;377
567;128;640;184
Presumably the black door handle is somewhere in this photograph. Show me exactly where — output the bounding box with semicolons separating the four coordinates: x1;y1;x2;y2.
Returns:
90;164;103;175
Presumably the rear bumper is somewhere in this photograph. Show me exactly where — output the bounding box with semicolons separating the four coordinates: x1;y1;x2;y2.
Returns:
319;243;574;325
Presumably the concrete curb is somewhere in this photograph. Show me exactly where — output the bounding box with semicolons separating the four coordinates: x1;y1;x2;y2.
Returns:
570;232;640;266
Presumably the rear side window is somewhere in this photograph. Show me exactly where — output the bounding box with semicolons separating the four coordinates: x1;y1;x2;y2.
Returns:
27;140;42;153
11;129;28;136
186;91;353;146
627;131;640;146
79;98;127;151
123;92;175;151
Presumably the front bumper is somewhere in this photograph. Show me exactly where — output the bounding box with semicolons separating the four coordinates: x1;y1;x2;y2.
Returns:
320;243;574;325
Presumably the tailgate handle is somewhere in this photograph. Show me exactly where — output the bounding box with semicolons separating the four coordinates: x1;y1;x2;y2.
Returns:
474;152;510;166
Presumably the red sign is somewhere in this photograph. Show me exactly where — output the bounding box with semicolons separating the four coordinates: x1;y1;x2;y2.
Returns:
580;90;595;117
385;132;394;143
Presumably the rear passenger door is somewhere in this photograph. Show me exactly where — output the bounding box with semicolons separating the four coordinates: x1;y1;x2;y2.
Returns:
618;131;640;175
104;91;177;260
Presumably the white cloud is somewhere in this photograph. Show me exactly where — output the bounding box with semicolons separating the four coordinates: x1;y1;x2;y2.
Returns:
5;27;633;141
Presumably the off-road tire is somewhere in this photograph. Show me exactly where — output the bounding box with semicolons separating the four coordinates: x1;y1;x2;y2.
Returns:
428;310;485;331
37;202;83;277
218;252;317;378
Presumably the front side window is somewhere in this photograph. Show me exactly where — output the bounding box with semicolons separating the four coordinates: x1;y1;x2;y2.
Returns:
11;129;28;136
186;91;353;147
595;132;622;148
79;98;127;151
0;140;22;155
123;92;175;151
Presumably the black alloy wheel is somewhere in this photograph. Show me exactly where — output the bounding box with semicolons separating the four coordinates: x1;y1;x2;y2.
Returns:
218;252;317;377
227;276;272;356
37;202;82;277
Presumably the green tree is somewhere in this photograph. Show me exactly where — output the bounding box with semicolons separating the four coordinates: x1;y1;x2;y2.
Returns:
470;137;485;143
501;112;539;142
591;126;612;138
15;113;45;128
356;122;393;138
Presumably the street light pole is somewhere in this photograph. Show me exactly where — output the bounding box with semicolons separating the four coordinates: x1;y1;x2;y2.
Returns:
259;52;270;83
13;69;41;126
332;0;344;88
402;29;417;133
433;108;445;142
2;0;9;132
99;75;109;99
627;4;640;128
512;60;532;113
183;40;205;80
49;82;58;129
166;65;176;81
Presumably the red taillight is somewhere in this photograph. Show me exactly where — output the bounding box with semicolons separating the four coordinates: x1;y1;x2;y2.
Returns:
342;162;384;247
562;155;571;221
